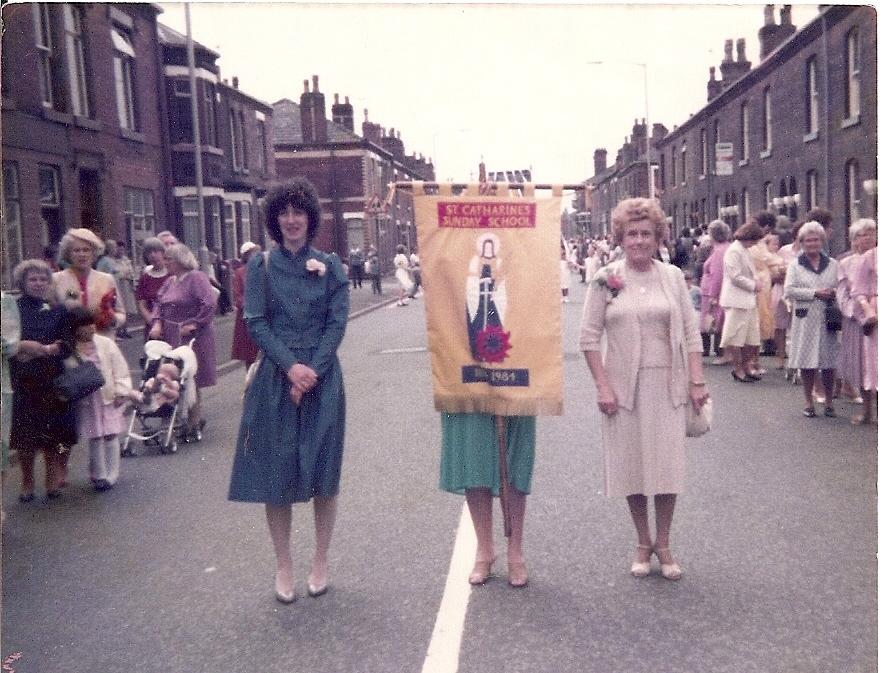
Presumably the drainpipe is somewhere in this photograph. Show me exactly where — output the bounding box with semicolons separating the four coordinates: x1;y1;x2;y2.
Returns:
821;11;831;213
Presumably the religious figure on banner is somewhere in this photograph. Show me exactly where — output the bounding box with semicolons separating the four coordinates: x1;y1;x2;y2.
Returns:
466;233;511;363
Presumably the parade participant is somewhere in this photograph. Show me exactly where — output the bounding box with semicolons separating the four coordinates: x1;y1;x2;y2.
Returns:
783;221;840;418
8;260;77;501
65;307;132;491
228;178;349;604
98;240;137;339
156;230;179;247
135;237;170;342
699;220;731;362
53;229;125;338
408;250;422;298
559;248;572;302
366;246;382;295
349;246;365;289
393;244;412;306
581;197;706;581
148;243;217;440
231;242;261;370
775;220;803;370
850;244;877;424
836;219;876;420
747;212;786;374
719;222;764;383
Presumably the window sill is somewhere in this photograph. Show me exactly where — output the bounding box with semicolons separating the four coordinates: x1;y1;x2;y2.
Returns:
41;108;74;125
841;116;860;129
759;149;772;159
119;128;146;143
172;143;225;156
803;130;819;143
738;159;749;167
74;116;101;131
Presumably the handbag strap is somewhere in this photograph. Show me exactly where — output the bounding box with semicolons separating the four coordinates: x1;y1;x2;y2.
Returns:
261;251;270;316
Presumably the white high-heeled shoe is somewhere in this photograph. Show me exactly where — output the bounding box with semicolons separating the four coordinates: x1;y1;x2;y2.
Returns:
630;545;652;578
653;547;683;581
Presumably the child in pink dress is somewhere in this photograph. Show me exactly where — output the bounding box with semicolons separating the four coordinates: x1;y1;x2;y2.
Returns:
67;308;133;490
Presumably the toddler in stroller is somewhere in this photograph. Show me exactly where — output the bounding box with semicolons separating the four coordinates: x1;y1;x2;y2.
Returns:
121;340;198;456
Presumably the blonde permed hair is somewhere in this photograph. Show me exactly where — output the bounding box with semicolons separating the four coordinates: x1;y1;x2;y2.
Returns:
610;197;668;245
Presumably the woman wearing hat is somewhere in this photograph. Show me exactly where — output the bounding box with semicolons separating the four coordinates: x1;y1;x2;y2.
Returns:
53;228;125;338
231;241;261;369
719;222;764;383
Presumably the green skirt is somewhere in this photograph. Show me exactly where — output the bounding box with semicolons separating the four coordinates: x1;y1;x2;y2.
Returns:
439;413;536;496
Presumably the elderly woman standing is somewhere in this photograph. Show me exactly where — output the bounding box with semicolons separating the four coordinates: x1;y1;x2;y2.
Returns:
231;241;261;369
147;243;217;440
53;229;125;337
699;220;731;363
8;260;78;500
783;221;840;418
837;219;877;422
228;179;349;604
719;223;765;382
581;198;707;581
393;244;412;306
850;243;877;424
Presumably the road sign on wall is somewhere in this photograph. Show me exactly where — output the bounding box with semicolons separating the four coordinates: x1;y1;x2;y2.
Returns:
715;142;734;176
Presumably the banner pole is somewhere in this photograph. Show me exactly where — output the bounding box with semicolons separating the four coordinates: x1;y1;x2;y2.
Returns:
494;415;512;538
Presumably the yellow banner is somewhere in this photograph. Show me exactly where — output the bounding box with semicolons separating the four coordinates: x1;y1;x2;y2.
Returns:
415;190;563;416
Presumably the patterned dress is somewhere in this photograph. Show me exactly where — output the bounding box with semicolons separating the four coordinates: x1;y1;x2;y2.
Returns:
783;254;839;370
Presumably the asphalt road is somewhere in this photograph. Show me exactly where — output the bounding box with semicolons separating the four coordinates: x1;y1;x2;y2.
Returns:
1;275;877;673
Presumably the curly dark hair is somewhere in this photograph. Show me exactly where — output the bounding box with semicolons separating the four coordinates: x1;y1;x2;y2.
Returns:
264;178;321;246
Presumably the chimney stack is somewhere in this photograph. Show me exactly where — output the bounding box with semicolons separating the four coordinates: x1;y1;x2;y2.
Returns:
232;76;239;89
736;38;748;63
300;74;327;143
759;4;797;60
720;38;750;89
593;148;608;176
707;65;723;101
332;93;355;132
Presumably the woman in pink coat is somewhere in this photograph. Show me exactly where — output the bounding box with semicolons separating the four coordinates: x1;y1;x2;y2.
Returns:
699;220;731;365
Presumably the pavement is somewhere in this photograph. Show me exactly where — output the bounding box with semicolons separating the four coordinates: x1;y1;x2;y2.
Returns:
1;275;878;673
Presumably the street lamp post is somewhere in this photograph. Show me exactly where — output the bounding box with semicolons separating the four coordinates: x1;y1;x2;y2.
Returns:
586;60;655;200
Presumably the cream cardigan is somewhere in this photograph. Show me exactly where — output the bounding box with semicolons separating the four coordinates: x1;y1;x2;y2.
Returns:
579;258;703;411
69;334;132;404
53;268;126;331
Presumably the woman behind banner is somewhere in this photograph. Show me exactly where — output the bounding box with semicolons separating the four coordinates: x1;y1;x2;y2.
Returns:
580;197;707;581
228;179;349;604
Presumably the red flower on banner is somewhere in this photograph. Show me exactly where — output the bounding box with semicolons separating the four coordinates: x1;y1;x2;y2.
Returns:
474;325;512;363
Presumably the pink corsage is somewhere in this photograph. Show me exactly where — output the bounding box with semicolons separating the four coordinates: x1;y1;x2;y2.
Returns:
305;259;326;277
596;271;624;299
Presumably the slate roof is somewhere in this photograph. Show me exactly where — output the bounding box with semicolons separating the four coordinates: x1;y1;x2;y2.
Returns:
271;98;362;147
157;23;219;57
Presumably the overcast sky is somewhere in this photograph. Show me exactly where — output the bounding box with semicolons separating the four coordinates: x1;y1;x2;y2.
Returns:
157;2;820;184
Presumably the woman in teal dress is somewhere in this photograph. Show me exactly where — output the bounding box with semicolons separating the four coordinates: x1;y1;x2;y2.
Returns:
440;414;536;588
228;179;349;604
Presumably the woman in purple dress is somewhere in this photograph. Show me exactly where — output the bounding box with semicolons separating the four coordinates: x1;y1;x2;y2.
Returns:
148;243;217;440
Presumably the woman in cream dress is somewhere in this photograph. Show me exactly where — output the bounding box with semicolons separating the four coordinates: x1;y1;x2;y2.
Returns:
581;197;707;581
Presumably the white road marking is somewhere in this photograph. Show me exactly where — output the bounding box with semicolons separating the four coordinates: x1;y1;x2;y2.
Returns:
421;504;475;673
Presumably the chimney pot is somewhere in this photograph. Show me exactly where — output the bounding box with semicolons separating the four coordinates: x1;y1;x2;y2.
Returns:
334;93;339;104
736;38;747;62
764;4;775;25
232;76;239;89
364;108;369;121
312;75;319;92
780;4;793;26
303;79;309;93
724;39;734;62
345;96;350;105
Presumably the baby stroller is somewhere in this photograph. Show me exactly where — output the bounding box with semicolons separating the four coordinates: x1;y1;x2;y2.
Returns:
121;339;198;456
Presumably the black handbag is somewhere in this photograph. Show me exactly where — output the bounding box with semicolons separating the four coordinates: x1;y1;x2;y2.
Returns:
824;300;843;332
53;355;105;402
